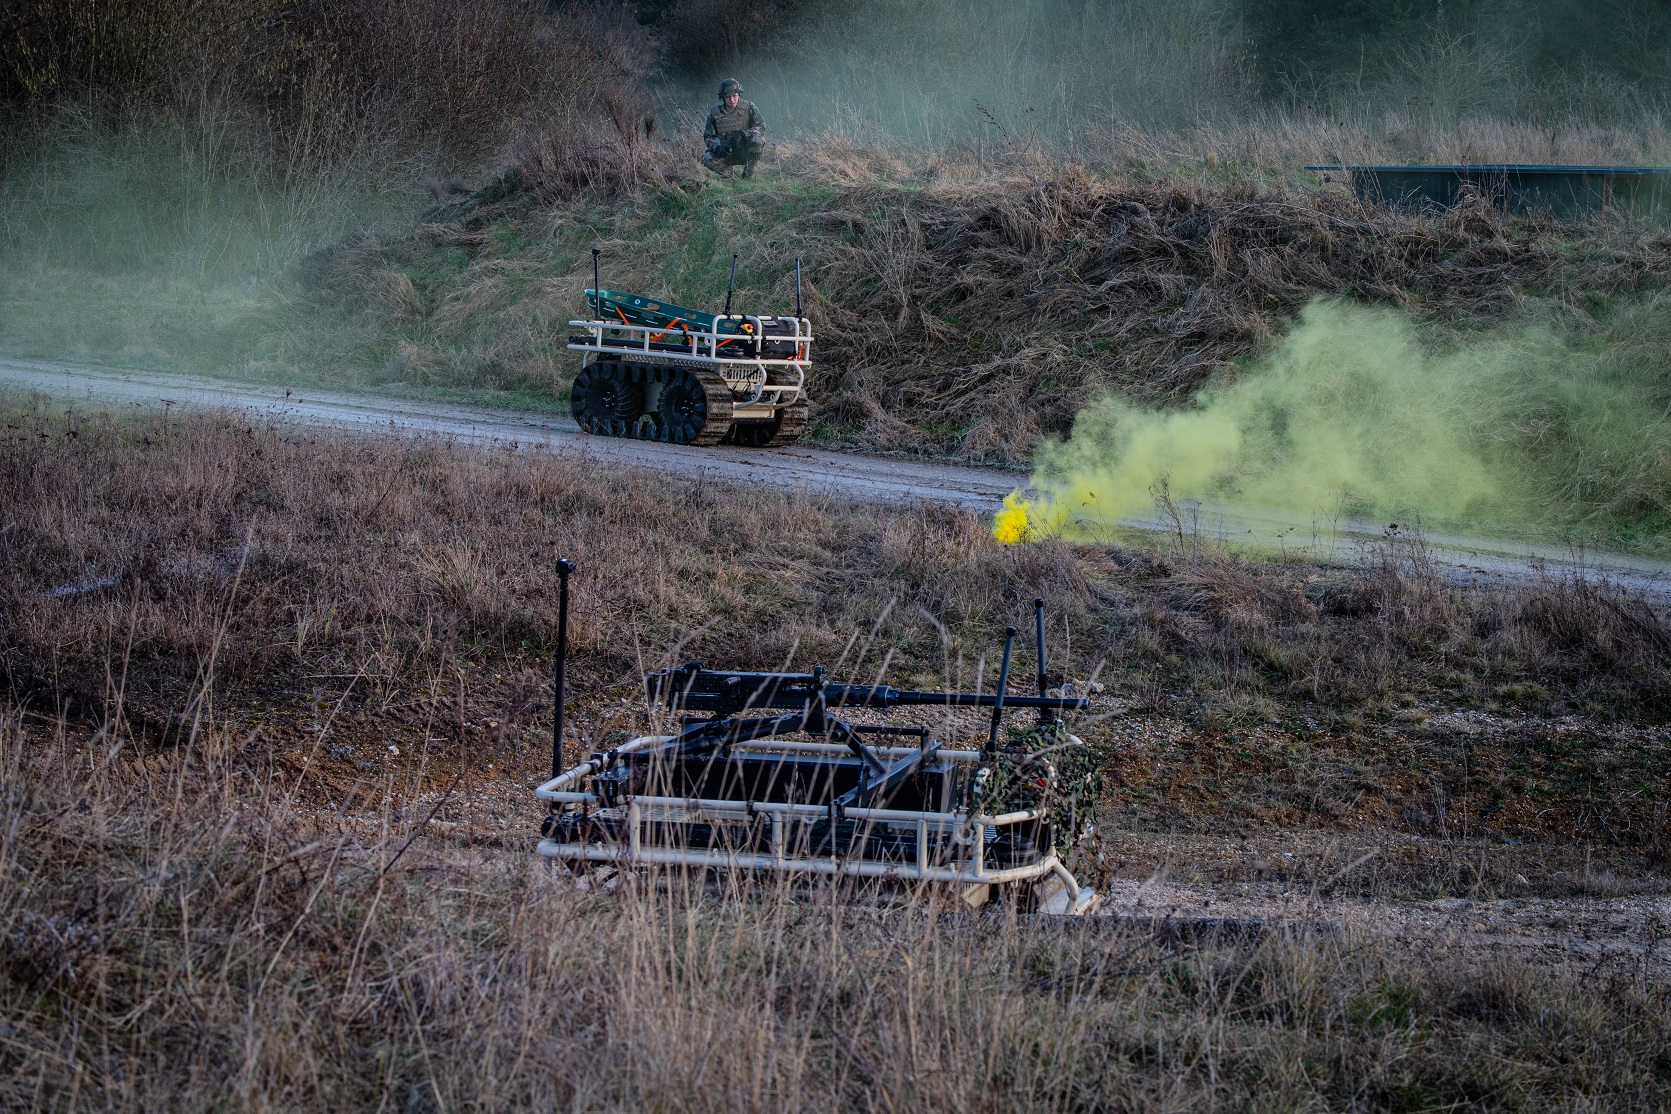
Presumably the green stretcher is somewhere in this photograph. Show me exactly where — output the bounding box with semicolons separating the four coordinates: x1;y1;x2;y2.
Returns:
585;288;756;339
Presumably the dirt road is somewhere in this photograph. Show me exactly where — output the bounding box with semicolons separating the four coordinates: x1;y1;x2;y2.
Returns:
6;357;1669;600
0;358;1011;505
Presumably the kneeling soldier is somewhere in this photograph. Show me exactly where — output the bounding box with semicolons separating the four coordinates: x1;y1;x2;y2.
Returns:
703;78;765;178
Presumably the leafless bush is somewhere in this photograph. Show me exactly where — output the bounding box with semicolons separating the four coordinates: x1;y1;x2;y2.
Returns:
1517;570;1671;671
1164;552;1317;632
1104;523;1671;716
648;0;796;76
512;115;681;204
1;0;654;168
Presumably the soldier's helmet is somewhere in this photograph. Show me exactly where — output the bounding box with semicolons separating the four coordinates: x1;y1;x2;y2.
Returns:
718;78;743;97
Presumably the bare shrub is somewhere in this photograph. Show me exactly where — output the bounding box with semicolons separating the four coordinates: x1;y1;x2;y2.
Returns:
1516;571;1671;678
1;0;653;167
1164;552;1317;632
647;0;794;76
512;113;681;204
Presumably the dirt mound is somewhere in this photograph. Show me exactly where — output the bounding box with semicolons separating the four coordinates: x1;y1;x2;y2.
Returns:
803;166;1671;457
295;159;1671;463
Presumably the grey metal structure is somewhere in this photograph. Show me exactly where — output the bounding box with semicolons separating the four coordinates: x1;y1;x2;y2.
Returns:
1309;164;1671;220
536;568;1102;914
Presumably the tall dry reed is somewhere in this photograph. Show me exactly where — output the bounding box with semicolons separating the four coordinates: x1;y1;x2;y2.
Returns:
4;701;1669;1111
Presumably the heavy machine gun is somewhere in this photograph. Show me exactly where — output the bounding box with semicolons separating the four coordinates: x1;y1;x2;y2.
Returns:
640;661;1090;814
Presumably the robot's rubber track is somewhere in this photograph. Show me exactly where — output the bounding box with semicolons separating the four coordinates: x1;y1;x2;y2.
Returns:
571;361;736;446
726;401;808;447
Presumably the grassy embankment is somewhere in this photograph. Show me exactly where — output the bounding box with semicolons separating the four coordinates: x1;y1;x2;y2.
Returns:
3;401;1670;1109
279;156;1671;547
3;401;1667;865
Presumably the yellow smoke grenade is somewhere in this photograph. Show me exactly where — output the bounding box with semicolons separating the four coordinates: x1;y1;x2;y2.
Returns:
996;300;1537;543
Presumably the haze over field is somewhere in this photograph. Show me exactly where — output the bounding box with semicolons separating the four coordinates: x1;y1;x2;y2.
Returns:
659;0;1671;146
2;0;1671;551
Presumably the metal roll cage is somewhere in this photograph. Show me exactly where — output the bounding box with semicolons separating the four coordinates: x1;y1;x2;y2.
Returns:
566;314;810;408
535;733;1099;914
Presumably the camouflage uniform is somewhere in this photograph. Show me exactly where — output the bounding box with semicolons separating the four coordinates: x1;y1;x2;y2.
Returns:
703;82;766;177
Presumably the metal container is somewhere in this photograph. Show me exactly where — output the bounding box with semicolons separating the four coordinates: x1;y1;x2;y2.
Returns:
1308;164;1671;220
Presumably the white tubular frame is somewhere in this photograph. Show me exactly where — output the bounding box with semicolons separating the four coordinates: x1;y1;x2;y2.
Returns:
534;735;1099;913
567;314;811;408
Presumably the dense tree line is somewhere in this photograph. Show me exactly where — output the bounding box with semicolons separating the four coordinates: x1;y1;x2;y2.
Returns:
1244;0;1671;100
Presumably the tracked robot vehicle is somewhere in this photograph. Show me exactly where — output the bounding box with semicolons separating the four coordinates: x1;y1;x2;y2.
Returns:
567;250;811;447
536;561;1102;914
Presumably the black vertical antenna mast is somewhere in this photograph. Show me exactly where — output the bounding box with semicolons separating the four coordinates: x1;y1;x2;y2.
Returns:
794;257;803;318
984;626;1017;758
591;248;601;318
1034;597;1053;723
722;253;738;317
552;558;575;780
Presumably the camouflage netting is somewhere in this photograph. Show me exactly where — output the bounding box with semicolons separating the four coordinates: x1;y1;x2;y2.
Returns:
962;720;1103;855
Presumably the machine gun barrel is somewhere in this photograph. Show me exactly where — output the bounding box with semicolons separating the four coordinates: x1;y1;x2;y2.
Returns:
824;684;1088;711
646;665;1090;717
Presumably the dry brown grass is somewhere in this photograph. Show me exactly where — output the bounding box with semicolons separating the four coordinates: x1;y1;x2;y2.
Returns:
5;705;1668;1111
4;400;1668;728
1084;111;1671;176
0;400;1086;748
3;401;1671;1107
1;401;1668;858
1115;531;1671;716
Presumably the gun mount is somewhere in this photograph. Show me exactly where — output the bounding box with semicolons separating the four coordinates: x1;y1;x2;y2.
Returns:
535;581;1101;914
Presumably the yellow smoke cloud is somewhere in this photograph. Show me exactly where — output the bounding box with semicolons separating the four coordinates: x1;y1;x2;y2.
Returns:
993;492;1038;544
995;300;1531;543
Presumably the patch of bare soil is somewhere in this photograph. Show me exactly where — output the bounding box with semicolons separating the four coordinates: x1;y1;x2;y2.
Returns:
1089;831;1664;982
